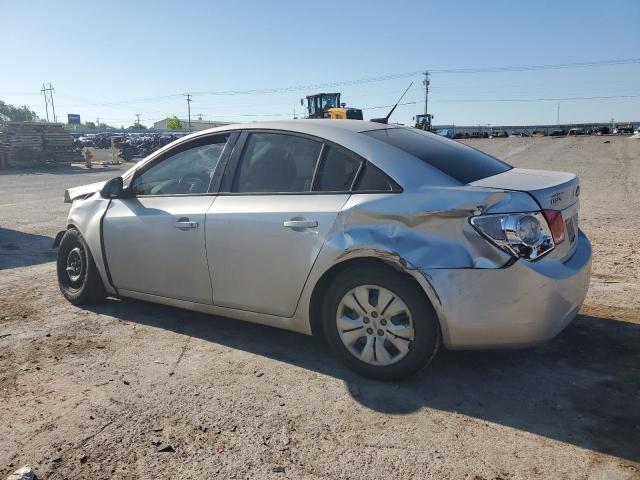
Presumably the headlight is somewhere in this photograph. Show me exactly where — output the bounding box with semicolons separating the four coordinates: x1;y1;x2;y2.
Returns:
470;212;555;261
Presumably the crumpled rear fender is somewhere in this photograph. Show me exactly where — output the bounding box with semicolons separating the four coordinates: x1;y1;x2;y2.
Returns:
294;186;539;335
331;186;539;270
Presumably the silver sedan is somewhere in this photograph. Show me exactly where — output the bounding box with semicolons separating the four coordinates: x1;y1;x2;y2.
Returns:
55;120;591;380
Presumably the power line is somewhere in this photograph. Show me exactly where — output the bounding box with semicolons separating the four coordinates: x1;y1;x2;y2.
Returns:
188;58;640;97
54;57;640;108
86;93;640;123
429;93;640;103
427;58;640;74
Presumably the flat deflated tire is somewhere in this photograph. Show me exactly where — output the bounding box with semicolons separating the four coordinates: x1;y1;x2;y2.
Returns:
56;228;105;305
322;264;440;381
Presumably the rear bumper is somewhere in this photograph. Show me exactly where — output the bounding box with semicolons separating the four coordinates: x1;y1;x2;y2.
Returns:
424;231;592;349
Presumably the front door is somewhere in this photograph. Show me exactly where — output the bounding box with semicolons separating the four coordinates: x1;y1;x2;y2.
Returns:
103;133;233;303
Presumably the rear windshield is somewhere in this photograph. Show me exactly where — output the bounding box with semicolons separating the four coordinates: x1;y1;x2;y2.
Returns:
363;128;511;184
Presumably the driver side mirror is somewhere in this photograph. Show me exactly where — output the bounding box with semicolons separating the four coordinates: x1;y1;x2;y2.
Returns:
100;176;124;199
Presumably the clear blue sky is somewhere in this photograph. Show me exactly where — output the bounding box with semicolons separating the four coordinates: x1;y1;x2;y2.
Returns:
1;0;639;127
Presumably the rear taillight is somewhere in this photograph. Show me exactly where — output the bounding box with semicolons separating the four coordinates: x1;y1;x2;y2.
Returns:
542;209;565;244
470;211;556;261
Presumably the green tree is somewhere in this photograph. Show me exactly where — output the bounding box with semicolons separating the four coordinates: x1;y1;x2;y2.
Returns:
166;116;183;130
0;100;38;122
128;123;147;131
85;121;97;129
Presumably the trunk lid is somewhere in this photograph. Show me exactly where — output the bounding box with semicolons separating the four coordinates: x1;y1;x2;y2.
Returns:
470;168;579;210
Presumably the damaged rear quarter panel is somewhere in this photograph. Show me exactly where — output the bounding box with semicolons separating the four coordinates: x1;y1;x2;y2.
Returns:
296;185;540;338
328;186;539;271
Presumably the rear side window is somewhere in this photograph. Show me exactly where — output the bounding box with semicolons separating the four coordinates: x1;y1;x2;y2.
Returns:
354;163;397;192
313;146;361;192
363;128;511;184
233;133;322;193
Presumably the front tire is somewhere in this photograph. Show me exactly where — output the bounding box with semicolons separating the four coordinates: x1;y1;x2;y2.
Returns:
322;264;440;381
57;229;106;305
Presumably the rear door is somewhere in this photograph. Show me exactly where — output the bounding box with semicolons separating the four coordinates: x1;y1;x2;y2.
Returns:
205;131;362;317
103;132;236;303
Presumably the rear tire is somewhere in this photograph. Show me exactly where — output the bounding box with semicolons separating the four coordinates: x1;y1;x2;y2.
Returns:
322;264;440;381
57;228;106;305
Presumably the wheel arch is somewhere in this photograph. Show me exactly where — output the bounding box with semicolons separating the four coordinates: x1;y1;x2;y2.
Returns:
308;253;447;343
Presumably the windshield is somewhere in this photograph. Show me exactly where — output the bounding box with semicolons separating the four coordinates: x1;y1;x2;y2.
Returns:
362;128;512;184
321;94;339;109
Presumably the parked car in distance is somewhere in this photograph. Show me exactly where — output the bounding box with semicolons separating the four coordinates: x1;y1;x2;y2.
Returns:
550;129;567;137
568;128;586;136
436;128;454;138
593;126;610;135
614;124;634;134
55;120;592;380
469;131;489;139
490;130;509;138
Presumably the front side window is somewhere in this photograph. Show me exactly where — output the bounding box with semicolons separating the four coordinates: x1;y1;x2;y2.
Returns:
132;135;229;195
313;146;361;192
233;133;322;193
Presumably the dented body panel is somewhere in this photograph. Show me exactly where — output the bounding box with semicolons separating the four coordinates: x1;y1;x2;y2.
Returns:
58;120;592;349
65;193;116;295
64;181;106;203
425;231;591;347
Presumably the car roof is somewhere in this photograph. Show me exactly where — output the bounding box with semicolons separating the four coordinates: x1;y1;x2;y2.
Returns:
137;120;458;191
193;119;394;136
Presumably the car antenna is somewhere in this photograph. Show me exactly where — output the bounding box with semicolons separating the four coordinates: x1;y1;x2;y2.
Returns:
370;82;413;124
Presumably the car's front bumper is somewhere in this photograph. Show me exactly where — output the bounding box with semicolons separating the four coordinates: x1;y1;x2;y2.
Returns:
424;230;592;349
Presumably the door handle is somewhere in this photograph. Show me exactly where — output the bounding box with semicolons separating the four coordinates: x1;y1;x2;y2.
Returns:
174;217;199;230
283;219;318;229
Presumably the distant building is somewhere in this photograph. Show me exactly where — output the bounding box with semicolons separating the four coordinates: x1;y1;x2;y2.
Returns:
153;118;233;132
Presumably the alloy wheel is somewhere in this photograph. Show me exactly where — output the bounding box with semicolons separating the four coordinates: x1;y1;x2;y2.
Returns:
336;284;414;366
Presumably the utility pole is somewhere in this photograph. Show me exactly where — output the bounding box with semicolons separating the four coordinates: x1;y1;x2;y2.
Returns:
41;84;50;122
135;113;141;127
423;71;430;116
41;83;56;122
49;83;57;123
557;103;560;126
184;94;192;132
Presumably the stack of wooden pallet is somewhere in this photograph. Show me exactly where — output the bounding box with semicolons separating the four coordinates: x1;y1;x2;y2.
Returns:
0;122;82;168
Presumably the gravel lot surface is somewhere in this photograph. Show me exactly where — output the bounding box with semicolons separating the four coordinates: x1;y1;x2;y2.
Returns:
1;137;639;479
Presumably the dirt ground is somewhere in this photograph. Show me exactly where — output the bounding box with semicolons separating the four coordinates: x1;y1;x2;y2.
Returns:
1;137;639;480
